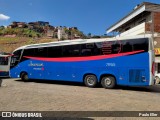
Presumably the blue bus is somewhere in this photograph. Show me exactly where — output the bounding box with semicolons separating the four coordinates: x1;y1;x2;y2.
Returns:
10;35;155;89
0;54;10;77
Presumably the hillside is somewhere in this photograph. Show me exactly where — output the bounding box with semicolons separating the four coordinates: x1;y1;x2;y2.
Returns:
0;21;87;40
0;37;58;53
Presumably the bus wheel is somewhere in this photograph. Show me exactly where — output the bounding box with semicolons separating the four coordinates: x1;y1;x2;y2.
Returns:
21;73;29;81
101;76;116;89
84;75;97;87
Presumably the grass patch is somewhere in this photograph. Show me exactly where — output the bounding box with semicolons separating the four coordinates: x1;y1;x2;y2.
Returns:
0;37;58;53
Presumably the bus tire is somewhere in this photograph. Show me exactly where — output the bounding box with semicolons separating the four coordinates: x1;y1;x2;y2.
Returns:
21;73;29;81
101;76;116;89
84;74;97;88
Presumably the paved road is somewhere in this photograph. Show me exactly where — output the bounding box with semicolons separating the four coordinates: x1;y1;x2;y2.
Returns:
0;78;160;119
0;78;160;111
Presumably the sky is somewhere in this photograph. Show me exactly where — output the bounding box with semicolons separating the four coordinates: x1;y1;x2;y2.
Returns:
0;0;160;36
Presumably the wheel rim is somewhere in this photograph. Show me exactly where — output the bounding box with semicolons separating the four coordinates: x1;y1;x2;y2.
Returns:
24;75;28;80
25;76;28;80
87;76;95;86
104;78;112;86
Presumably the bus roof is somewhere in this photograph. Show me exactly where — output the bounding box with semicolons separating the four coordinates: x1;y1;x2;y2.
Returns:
13;34;152;52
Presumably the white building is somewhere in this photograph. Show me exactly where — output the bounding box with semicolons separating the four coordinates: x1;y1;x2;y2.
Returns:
57;27;68;40
106;2;160;37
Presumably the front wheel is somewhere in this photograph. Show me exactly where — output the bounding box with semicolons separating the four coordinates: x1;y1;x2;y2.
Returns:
101;76;116;89
84;75;97;88
21;73;29;81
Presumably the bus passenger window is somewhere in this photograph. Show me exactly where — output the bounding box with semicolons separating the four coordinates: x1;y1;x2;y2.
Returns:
111;41;121;54
132;38;148;52
81;49;92;56
48;46;62;58
62;45;80;57
23;48;35;57
81;43;94;56
122;41;133;52
10;49;22;67
35;47;47;57
86;43;94;48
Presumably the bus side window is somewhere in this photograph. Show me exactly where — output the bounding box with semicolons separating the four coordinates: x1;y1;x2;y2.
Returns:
112;41;121;54
122;41;133;52
86;43;94;48
132;38;148;52
35;47;48;57
23;48;35;57
81;43;93;56
81;43;102;56
81;49;92;56
63;45;80;57
48;46;63;58
21;48;35;61
94;42;102;55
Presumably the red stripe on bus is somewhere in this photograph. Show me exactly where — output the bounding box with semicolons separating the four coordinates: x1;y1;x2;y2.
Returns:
24;50;144;62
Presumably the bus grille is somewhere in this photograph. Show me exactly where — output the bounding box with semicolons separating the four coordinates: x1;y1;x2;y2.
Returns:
129;69;145;83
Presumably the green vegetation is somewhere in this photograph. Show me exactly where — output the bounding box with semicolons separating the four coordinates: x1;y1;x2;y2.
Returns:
64;27;87;39
0;27;42;38
0;36;57;53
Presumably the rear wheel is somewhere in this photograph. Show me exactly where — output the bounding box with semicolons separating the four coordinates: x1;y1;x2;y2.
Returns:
21;73;29;81
84;74;97;88
101;76;116;89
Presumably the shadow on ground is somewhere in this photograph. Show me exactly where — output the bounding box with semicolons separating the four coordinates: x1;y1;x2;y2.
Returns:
15;79;85;87
115;85;160;93
14;79;160;93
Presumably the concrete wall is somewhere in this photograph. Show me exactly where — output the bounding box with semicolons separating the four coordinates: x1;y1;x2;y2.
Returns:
119;13;151;33
117;22;146;37
146;12;160;33
118;12;160;37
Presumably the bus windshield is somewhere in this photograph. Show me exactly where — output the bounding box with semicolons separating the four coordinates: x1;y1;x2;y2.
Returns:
10;49;22;68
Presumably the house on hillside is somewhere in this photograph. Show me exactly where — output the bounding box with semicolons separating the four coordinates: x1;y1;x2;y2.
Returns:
17;22;27;28
57;26;83;40
6;21;84;40
37;21;49;26
28;21;52;35
28;21;49;29
8;22;27;28
28;22;36;29
8;22;20;28
57;26;68;40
